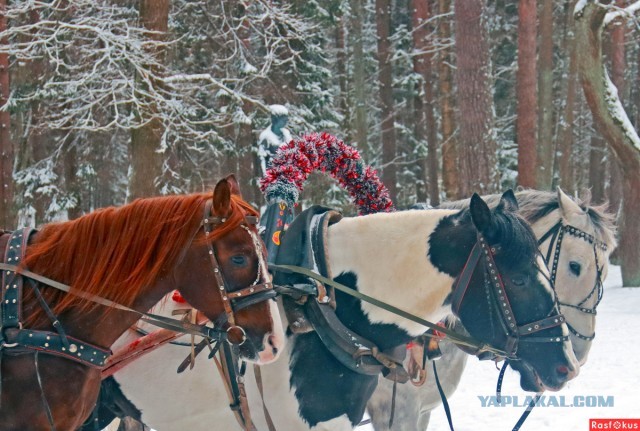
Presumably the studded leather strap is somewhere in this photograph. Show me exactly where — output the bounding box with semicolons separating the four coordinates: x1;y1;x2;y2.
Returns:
2;228;35;328
202;201;274;332
4;328;110;368
451;233;567;358
0;229;112;368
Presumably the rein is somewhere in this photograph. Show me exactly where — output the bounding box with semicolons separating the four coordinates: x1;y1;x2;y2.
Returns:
270;263;510;358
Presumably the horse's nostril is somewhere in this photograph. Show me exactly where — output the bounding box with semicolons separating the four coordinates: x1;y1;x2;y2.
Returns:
267;334;278;355
557;365;569;376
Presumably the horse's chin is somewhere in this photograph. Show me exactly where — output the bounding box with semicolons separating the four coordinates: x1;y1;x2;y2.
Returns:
510;361;546;393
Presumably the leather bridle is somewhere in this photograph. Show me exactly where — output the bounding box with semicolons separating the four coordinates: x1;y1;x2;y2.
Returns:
200;200;276;345
450;233;568;359
537;220;608;342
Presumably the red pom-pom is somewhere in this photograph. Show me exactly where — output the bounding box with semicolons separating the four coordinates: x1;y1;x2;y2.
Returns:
171;290;188;304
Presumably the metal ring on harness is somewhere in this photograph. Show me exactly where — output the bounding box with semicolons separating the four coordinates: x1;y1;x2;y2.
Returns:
0;321;22;348
226;325;247;346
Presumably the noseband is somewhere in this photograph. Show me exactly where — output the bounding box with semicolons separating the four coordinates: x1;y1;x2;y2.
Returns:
538;221;608;342
201;200;276;345
451;233;568;359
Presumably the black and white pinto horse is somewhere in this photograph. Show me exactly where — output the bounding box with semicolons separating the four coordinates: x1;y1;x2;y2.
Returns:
367;188;617;431
98;191;579;430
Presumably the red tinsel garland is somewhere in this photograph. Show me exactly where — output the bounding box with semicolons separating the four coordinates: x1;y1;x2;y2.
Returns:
259;132;394;215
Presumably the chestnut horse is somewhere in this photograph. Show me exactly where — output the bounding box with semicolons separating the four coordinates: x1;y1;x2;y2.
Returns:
0;176;283;431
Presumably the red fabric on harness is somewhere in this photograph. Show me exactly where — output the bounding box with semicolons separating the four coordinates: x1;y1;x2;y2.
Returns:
172;290;187;303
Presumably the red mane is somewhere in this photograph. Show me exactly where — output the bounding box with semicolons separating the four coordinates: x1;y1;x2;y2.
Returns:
23;193;258;326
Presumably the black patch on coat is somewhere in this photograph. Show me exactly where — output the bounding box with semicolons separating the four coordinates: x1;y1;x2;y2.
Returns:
427;211;476;277
290;272;413;426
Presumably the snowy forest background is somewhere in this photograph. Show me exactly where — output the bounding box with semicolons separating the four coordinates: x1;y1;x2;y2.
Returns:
1;0;640;282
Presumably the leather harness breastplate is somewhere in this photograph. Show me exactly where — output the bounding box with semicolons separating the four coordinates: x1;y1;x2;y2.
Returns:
0;228;111;368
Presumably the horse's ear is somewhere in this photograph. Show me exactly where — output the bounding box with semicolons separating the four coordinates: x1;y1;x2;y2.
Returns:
225;174;243;198
212;178;232;216
470;193;493;235
497;189;519;212
557;187;586;222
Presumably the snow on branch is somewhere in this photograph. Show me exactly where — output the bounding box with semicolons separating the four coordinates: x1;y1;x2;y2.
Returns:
604;1;640;26
1;0;321;145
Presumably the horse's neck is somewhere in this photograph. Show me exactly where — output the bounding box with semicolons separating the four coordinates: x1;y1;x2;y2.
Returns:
58;277;175;349
326;209;459;337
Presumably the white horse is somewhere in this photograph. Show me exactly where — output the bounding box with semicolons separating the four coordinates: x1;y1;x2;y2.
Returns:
367;188;617;430
95;191;579;430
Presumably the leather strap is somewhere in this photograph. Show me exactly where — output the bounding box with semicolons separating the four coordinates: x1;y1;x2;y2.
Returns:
253;364;277;431
2;228;34;328
270;263;508;357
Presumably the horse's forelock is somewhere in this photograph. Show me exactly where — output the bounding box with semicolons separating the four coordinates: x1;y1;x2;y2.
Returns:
491;209;539;268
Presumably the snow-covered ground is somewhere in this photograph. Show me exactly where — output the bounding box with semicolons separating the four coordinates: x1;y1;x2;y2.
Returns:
427;265;640;431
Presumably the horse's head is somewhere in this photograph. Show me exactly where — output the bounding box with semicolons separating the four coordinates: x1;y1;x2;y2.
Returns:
175;176;285;364
550;188;614;363
509;188;616;391
453;190;579;392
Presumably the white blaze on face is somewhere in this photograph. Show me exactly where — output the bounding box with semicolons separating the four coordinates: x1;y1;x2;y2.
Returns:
257;299;286;364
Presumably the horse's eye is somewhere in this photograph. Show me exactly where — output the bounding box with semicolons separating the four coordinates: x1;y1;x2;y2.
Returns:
230;255;247;266
569;261;581;277
511;276;527;287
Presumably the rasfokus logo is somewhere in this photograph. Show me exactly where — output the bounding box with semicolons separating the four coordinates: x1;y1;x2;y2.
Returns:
590;419;640;430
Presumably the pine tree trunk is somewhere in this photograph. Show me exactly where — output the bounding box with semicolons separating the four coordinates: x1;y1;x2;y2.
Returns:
63;136;82;220
536;0;555;190
411;0;440;205
516;0;537;189
454;0;497;196
238;103;257;205
350;0;368;152
575;1;640;286
129;0;170;200
558;0;578;193
0;0;13;228
438;0;458;200
608;2;625;215
335;13;349;135
375;0;398;201
588;134;606;203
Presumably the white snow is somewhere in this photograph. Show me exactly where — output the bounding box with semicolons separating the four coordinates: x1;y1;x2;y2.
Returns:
269;104;289;116
428;265;640;431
